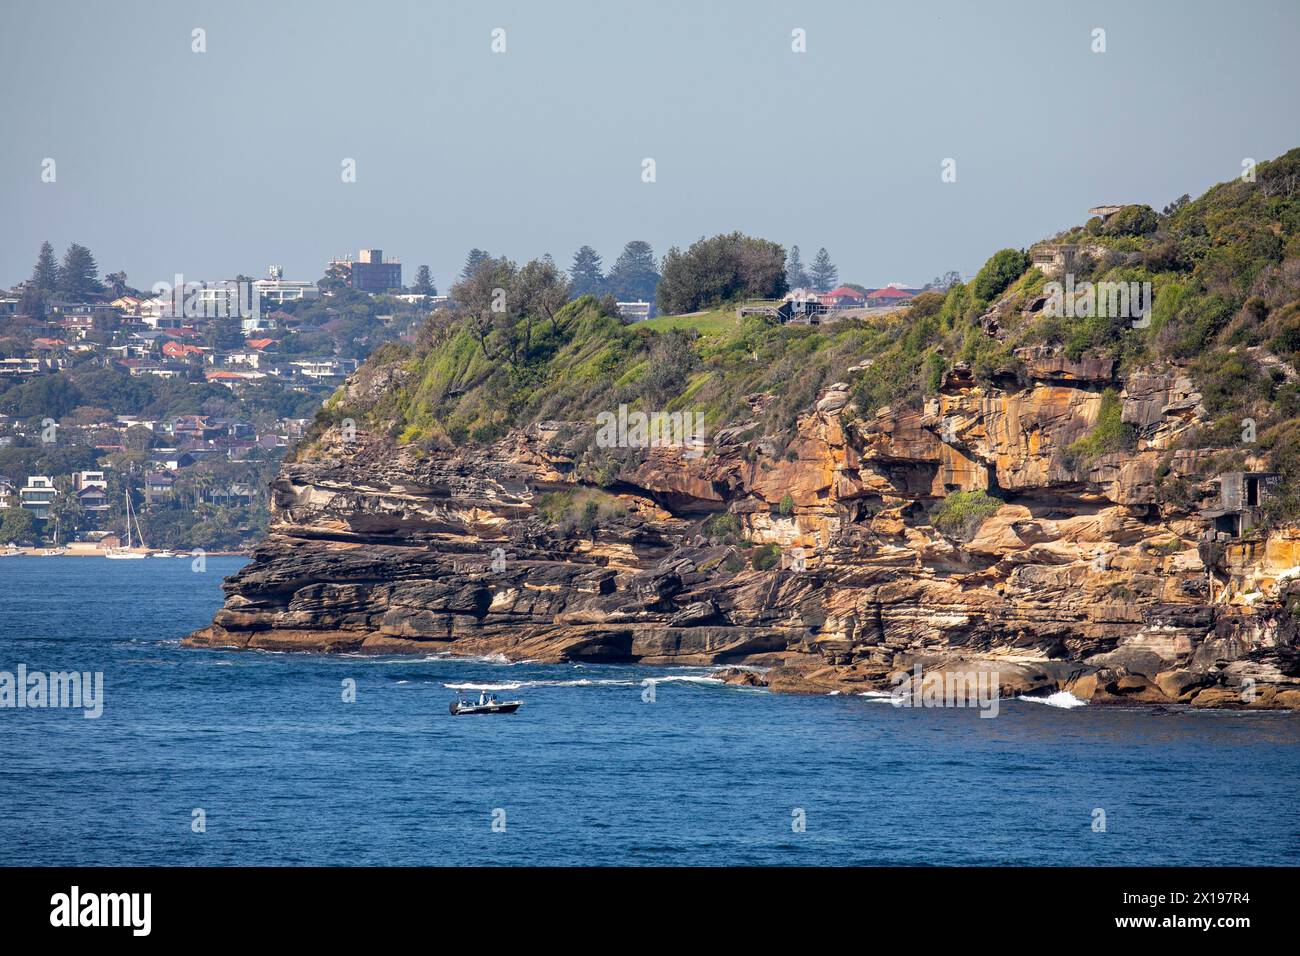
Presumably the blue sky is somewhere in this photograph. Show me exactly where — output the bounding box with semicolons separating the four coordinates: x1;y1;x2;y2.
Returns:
2;0;1298;292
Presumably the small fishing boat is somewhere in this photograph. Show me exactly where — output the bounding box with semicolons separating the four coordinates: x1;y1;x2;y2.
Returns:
0;544;24;557
151;550;176;558
449;691;523;716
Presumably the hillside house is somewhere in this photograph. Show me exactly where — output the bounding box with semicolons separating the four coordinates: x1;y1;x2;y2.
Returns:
20;475;57;519
74;471;108;491
144;472;175;506
76;485;111;514
865;286;915;308
821;286;867;309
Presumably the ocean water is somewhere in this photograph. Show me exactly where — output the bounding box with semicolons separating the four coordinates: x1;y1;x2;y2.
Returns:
1;556;1298;866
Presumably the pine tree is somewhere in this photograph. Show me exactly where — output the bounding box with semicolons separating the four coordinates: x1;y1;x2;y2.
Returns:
56;243;102;300
809;247;838;291
461;248;492;282
604;241;659;302
32;241;59;292
21;241;60;316
785;245;811;290
568;246;605;297
412;265;437;295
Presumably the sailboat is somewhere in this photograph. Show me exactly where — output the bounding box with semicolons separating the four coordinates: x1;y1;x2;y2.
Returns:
105;489;148;559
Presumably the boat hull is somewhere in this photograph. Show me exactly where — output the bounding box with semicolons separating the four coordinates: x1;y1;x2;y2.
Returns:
448;701;522;716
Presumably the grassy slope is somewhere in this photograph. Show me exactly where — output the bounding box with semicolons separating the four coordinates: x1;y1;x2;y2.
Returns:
315;148;1300;517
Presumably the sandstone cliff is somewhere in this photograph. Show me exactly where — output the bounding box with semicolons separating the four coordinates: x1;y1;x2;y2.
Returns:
186;346;1300;709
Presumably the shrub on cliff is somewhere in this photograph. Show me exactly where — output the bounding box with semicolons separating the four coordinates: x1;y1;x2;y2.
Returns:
1103;204;1159;237
1064;389;1137;468
703;512;742;543
931;490;1003;542
656;232;789;314
971;249;1030;304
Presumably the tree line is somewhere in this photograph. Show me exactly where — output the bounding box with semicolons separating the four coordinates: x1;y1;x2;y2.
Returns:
18;241;133;317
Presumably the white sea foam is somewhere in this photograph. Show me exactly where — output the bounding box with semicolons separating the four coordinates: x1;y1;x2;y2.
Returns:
641;675;724;686
1017;691;1088;709
443;678;639;691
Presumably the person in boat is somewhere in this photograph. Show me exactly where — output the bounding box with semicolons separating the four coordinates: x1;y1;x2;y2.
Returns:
478;690;488;706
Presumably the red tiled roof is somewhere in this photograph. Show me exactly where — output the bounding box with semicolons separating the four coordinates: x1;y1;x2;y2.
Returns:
823;286;865;300
162;341;203;357
246;338;276;349
867;286;914;299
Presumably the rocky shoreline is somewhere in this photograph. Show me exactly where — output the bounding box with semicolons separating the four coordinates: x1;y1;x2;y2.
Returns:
185;345;1300;710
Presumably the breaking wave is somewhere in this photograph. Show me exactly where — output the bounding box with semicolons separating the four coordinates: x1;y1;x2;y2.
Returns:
1017;691;1088;709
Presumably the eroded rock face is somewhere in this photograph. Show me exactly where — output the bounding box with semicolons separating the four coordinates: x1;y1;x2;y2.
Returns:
187;351;1300;710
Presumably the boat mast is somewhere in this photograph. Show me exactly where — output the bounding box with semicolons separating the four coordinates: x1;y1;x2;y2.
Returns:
134;493;147;550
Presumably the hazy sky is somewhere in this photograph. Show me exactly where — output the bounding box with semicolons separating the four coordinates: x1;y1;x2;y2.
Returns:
3;0;1298;293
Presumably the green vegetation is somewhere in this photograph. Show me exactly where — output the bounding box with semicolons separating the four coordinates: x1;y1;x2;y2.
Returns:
536;487;626;534
0;507;36;544
750;543;782;571
313;148;1300;524
1064;388;1137;468
971;249;1031;303
656;232;788;314
931;490;1004;542
639;309;738;338
702;512;742;543
351;291;884;465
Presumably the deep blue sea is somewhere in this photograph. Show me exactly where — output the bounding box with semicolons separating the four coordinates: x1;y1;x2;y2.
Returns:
1;556;1298;866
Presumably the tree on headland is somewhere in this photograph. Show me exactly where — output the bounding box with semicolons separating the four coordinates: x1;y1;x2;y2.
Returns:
971;248;1030;303
515;256;570;339
411;266;437;296
568;245;605;298
924;271;962;292
604;241;659;302
104;271;138;297
55;243;102;300
32;241;59;293
19;241;60;316
655;232;787;314
461;248;493;282
809;247;837;291
785;245;811;290
318;262;351;293
453;254;569;368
